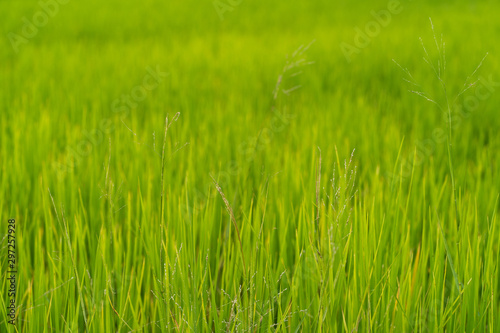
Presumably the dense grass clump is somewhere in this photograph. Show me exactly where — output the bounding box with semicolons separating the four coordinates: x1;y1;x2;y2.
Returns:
1;0;500;331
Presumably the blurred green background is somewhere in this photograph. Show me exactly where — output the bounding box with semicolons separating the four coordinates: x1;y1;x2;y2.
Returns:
1;0;499;331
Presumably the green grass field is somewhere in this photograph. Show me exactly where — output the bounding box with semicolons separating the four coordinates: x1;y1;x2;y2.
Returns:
1;0;500;331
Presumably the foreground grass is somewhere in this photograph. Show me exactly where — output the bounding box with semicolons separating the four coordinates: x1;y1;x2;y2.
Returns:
1;0;500;331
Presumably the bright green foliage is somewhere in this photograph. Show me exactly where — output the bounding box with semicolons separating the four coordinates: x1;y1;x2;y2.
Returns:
1;0;500;332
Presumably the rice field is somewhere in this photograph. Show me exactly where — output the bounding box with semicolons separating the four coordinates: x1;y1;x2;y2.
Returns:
1;0;500;331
